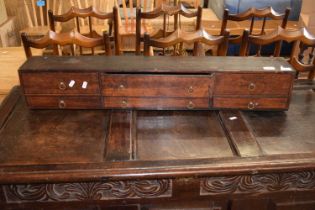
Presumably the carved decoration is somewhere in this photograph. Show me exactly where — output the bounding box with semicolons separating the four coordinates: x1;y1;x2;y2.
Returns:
200;171;315;195
3;179;172;203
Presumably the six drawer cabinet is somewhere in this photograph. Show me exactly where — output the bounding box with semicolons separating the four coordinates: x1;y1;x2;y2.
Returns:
18;56;296;111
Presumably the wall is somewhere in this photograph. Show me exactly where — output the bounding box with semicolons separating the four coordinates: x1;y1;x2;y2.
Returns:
0;0;8;24
208;0;301;20
299;0;315;34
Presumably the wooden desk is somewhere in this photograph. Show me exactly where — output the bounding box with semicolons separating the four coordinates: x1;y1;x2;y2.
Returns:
0;84;314;210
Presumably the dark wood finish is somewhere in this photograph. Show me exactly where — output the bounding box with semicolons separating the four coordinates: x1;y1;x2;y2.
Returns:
214;73;293;96
102;74;212;97
19;56;295;110
104;97;210;110
0;85;315;209
218;110;263;157
48;6;120;55
213;97;289;110
21;30;110;58
21;72;100;95
26;96;102;109
220;6;290;51
135;3;202;55
240;26;315;80
143;28;230;56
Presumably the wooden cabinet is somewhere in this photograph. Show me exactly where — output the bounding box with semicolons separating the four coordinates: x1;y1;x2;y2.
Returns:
19;56;295;110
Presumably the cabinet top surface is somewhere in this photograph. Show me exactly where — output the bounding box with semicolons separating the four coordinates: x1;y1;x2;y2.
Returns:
0;85;314;184
19;56;295;73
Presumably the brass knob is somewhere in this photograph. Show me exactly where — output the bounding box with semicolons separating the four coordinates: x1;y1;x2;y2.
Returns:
188;86;194;94
59;100;66;109
248;101;255;110
119;84;125;89
59;82;66;90
248;82;256;91
121;99;128;108
187;101;195;109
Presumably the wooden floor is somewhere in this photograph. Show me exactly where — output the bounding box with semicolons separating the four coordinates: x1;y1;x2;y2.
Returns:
0;47;42;104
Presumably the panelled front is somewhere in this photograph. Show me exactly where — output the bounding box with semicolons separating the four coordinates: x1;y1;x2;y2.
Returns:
213;73;294;110
21;72;100;95
102;74;213;110
20;72;101;109
19;71;294;110
26;96;101;109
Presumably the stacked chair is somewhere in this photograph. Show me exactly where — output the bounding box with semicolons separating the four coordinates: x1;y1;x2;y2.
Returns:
20;1;315;82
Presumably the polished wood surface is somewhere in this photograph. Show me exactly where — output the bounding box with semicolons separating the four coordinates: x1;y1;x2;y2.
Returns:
220;6;290;43
240;26;315;79
48;6;120;55
143;28;229;56
135;3;202;55
18;56;295;110
21;30;110;58
0;85;315;209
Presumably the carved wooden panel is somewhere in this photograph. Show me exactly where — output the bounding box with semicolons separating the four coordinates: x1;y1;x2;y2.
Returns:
2;179;172;203
200;171;315;195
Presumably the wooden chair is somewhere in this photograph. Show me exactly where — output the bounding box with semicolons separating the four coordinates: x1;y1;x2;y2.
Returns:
143;28;229;56
135;3;202;55
48;6;120;55
240;26;315;80
21;30;111;59
220;6;291;51
114;0;155;52
21;0;62;37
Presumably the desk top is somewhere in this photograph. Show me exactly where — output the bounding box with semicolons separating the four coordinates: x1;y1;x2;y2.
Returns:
20;56;295;74
0;85;314;184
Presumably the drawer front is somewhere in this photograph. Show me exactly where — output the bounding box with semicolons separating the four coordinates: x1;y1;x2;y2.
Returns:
21;72;100;95
214;73;293;96
213;97;289;110
102;74;213;98
104;97;209;110
26;96;101;109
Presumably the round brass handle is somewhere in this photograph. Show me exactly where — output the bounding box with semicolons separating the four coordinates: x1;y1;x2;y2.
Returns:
121;99;128;108
248;83;256;91
119;84;125;89
59;100;66;109
188;86;194;94
248;101;255;110
187;101;195;109
59;82;66;91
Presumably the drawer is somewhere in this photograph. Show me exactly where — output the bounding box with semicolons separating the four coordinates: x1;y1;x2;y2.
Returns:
26;96;101;109
102;74;213;98
21;72;100;95
214;73;293;96
213;97;289;110
104;97;209;110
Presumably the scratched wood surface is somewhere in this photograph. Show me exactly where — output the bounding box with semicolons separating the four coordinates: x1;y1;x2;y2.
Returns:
0;86;314;183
